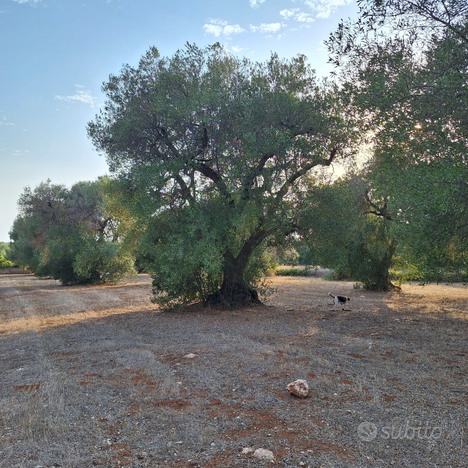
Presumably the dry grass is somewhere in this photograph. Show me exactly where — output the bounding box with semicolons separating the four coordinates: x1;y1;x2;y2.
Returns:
0;273;467;467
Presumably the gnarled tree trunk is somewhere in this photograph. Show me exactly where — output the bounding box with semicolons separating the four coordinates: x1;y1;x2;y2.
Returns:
207;232;266;307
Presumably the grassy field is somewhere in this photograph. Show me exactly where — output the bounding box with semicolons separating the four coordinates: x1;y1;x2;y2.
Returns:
0;273;467;467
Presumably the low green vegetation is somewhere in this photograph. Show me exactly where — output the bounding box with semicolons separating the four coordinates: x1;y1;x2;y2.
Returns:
0;255;13;269
0;243;14;268
0;242;10;257
275;268;310;277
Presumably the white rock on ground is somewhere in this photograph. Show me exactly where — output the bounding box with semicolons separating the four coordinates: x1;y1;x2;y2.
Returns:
253;448;275;461
287;379;309;398
183;353;197;359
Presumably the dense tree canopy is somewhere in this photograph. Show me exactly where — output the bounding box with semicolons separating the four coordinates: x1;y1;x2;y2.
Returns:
88;43;358;307
299;174;395;290
9;178;135;285
325;0;468;281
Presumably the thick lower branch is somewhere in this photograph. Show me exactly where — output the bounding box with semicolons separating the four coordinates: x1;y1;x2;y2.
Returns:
173;173;194;203
194;163;230;199
242;152;275;200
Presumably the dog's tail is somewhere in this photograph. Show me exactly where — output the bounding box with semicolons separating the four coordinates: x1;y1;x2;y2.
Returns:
328;292;334;298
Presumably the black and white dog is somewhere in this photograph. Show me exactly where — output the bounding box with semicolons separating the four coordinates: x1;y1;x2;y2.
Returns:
328;293;350;311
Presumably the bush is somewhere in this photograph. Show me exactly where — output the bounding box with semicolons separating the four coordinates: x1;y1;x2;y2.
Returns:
0;255;13;269
346;224;394;291
149;232;224;310
73;241;136;284
275;268;310;277
0;242;11;258
33;235;136;286
36;245;77;284
138;208;279;310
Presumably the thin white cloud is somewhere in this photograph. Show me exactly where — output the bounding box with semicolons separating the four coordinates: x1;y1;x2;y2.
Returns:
304;0;353;19
249;0;265;9
12;149;30;157
0;117;14;126
296;12;314;22
231;45;247;53
250;22;282;34
280;8;314;23
12;0;42;4
54;86;96;108
203;24;223;37
203;18;245;38
224;24;245;36
280;9;298;19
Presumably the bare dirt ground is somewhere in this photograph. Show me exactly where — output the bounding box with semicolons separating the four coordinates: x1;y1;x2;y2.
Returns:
0;273;467;468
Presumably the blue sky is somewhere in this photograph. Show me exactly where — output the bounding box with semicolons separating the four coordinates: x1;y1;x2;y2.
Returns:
0;0;358;241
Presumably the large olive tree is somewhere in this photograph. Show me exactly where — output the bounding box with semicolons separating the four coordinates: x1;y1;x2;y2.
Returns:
88;43;356;308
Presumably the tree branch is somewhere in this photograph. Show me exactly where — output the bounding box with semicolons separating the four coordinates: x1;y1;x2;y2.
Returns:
194;163;231;200
241;152;275;200
236;226;268;265
408;0;468;44
364;189;392;221
275;146;338;202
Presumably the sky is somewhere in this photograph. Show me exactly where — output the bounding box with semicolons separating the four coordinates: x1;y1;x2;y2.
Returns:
0;0;358;242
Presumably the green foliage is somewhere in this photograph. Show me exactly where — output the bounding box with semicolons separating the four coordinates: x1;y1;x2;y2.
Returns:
359;36;468;281
137;203;277;310
9;178;136;285
0;242;10;258
88;43;357;306
327;0;468;284
346;215;394;290
371;158;468;283
299;176;396;290
322;272;337;281
275;268;310;277
144;208;224;309
0;255;13;269
389;256;423;286
257;248;279;275
295;243;315;266
73;239;136;284
36;238;79;285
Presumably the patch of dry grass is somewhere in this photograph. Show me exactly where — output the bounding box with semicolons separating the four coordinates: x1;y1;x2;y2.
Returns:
0;273;467;467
